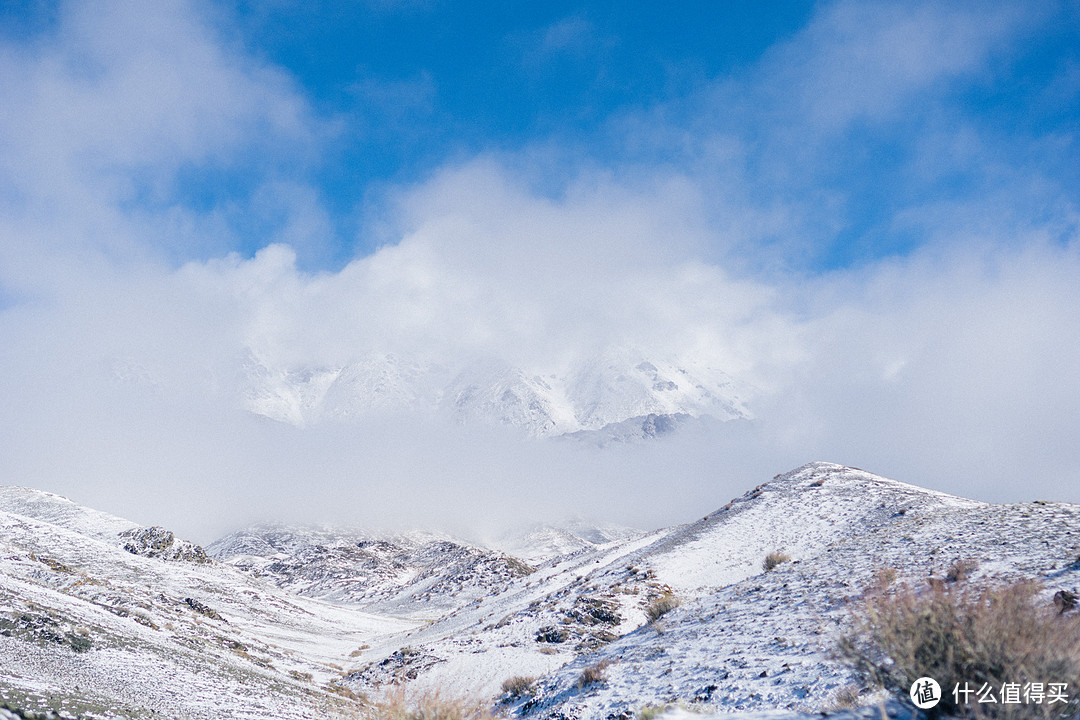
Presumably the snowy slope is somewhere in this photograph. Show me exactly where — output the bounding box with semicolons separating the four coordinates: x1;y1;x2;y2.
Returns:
332;463;1079;718
2;464;1077;720
207;524;533;619
504;464;1079;719
490;519;645;565
0;486;138;543
0;487;412;720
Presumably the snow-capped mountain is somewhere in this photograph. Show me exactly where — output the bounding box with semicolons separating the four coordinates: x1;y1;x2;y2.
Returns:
242;349;751;437
2;463;1078;720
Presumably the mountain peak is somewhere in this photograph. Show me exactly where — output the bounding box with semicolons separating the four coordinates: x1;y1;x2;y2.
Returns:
242;350;751;438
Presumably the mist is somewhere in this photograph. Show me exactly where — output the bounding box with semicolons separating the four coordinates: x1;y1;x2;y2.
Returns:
1;180;1077;543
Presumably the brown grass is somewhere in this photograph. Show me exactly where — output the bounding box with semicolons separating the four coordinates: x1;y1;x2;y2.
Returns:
637;704;669;720
367;688;497;720
500;676;536;700
576;659;612;689
871;566;897;592
945;557;979;583
838;579;1080;718
820;685;862;712
645;593;680;622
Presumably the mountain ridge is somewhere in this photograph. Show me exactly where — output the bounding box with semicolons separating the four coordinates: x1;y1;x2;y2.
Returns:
241;350;752;438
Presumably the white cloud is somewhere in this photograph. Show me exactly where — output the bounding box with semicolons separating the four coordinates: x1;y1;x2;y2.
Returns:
0;0;325;291
768;236;1080;500
3;154;1078;542
753;0;1042;132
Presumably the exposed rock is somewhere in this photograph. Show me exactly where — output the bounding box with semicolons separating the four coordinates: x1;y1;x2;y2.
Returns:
346;645;445;686
184;597;224;621
536;626;570;644
119;526;210;564
208;525;532;616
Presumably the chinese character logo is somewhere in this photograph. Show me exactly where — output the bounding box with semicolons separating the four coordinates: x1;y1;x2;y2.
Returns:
911;677;942;709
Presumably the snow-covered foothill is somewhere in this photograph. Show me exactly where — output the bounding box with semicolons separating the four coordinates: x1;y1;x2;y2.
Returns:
1;462;1077;720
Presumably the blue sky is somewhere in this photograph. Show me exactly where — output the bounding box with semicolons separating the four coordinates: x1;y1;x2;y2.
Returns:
4;0;1075;272
0;0;1079;538
220;1;1074;269
182;0;1078;269
224;0;816;228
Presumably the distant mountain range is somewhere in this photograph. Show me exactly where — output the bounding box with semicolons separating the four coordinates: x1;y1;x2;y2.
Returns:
1;463;1078;719
242;349;751;438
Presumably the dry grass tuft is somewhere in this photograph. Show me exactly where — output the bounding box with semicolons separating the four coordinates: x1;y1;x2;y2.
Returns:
762;551;791;572
645;593;681;622
576;659;613;689
820;685;863;712
871;566;897;592
327;683;368;703
945;557;979;583
838;579;1080;718
500;676;536;700
637;704;669;720
368;688;497;720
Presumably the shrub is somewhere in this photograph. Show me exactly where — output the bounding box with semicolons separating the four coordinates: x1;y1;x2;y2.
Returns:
821;685;862;712
838;579;1080;718
504;556;534;576
945;557;979;583
576;659;612;689
645;593;680;622
762;551;791;572
637;704;668;720
500;676;535;700
871;566;897;592
369;688;495;720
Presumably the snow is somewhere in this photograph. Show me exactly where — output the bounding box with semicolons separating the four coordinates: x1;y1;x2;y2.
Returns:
0;486;138;542
1;462;1077;720
240;349;751;437
488;519;645;565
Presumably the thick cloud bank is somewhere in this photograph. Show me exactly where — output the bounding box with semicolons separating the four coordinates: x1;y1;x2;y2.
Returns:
2;164;1077;542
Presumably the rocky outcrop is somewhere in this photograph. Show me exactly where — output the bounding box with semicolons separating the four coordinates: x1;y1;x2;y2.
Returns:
118;526;210;564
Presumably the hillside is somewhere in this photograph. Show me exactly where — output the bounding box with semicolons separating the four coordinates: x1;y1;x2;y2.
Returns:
207;525;533;618
1;463;1077;719
0;489;405;719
